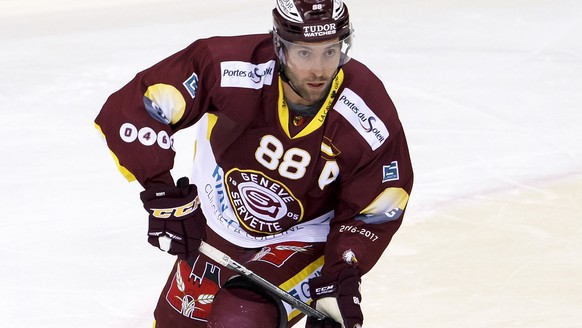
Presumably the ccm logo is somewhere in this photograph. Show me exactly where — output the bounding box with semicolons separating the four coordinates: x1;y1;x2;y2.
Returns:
151;197;200;219
315;285;335;294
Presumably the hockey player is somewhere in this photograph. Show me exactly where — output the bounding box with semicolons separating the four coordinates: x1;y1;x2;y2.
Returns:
95;0;413;327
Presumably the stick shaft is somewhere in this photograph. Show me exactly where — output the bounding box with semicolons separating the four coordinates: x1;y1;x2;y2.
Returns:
199;241;327;320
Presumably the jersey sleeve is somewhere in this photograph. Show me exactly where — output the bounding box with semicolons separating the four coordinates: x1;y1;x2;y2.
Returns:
323;99;414;277
94;40;216;187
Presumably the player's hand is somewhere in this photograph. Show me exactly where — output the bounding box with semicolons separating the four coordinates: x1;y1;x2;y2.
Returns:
140;177;206;260
306;266;363;328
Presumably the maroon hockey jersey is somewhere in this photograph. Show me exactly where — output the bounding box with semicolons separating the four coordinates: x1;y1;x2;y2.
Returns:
95;33;413;276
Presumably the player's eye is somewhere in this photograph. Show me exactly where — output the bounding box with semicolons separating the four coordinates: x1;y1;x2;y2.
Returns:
297;49;311;58
324;48;338;57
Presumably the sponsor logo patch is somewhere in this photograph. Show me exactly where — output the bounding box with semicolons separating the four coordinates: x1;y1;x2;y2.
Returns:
220;60;276;89
382;161;399;182
183;72;199;98
333;88;389;150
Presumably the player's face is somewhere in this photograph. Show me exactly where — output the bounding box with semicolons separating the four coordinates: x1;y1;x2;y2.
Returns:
283;39;342;105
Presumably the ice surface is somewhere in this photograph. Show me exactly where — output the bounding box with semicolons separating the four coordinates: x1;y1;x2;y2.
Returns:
1;0;581;327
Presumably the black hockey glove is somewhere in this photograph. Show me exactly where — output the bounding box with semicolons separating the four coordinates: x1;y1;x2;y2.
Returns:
306;266;363;328
140;177;206;260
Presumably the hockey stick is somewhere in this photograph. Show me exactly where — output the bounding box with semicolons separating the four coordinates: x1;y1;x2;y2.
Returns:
198;241;328;320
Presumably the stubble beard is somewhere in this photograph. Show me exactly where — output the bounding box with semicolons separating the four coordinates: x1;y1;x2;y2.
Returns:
286;71;333;105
